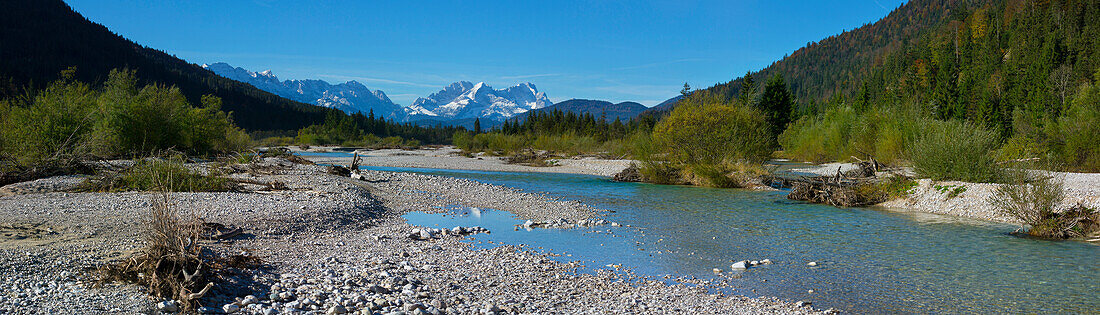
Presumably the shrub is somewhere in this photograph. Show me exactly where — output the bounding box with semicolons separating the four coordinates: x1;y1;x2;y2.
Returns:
1053;95;1100;171
779;105;924;164
991;169;1098;239
96;192;212;312
651;101;773;165
908;119;1002;182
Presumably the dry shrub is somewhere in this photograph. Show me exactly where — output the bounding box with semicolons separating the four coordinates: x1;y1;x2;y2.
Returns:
95;177;213;311
991;169;1100;239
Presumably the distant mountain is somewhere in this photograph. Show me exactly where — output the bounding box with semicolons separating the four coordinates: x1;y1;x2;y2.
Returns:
404;81;551;123
638;95;684;117
517;99;648;122
0;0;334;131
202;62;404;117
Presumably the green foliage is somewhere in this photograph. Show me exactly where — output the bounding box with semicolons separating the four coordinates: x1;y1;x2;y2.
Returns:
779;105;925;164
294;110;457;148
759;74;794;137
651;98;772;165
0;69;251;176
934;184;967;199
909;119;1001;182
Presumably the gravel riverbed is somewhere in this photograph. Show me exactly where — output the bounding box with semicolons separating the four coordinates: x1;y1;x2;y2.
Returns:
0;158;822;314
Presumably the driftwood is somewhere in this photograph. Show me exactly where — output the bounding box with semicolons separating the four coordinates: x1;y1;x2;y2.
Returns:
222;178;288;191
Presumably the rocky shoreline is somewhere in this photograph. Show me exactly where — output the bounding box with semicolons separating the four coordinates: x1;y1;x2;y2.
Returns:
301;146;633;178
793;163;1100;225
0;158;823;314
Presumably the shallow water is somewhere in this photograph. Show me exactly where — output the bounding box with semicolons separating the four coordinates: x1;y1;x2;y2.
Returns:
363;165;1098;314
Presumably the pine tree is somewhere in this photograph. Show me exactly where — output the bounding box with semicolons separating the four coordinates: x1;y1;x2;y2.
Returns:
738;71;756;106
680;82;692;96
473;118;482;134
760;73;794;138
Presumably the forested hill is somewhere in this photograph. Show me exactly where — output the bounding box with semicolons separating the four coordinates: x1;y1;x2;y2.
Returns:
684;0;1100;133
516;99;648;122
0;0;334;131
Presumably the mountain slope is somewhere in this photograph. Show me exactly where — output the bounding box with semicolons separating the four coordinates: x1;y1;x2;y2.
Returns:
683;0;1100;134
404;81;551;123
0;0;333;131
517;99;648;122
202;62;404;117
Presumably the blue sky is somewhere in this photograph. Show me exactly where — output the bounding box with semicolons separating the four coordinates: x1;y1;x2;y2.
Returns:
67;0;905;106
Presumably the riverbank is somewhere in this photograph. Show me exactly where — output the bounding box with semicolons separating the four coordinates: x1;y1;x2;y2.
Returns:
0;157;821;314
793;163;1100;225
298;146;633;177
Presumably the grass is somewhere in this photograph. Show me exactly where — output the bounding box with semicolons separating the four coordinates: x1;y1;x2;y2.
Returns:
83;156;230;192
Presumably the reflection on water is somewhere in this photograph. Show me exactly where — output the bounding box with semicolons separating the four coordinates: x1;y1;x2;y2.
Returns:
380;166;1100;314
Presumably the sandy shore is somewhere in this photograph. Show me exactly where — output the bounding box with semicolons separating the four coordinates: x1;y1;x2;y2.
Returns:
0;158;821;314
794;163;1100;225
302;146;633;178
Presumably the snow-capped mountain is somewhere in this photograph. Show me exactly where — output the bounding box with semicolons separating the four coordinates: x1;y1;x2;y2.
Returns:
404;81;552;122
202;62;403;117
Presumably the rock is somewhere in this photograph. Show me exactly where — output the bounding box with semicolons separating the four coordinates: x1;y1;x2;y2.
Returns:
750;260;760;266
156;300;180;313
263;308;279;315
523;220;534;228
761;259;773;264
712;268;722;273
197;306;219;314
807;261;818;266
730;261;748;270
419;229;432;240
223;304;241;313
327;305;348;314
241;295;258;306
796;301;811;307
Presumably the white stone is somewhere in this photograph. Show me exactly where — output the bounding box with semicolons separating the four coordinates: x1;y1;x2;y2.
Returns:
223;304;241;313
731;261;748;270
807;261;818;266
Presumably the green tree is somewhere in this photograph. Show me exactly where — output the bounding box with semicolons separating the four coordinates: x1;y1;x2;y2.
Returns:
680;82;692;96
473;118;482;134
738;72;756;106
759;73;794;138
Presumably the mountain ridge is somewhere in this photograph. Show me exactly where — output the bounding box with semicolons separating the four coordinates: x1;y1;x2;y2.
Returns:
202;62;404;118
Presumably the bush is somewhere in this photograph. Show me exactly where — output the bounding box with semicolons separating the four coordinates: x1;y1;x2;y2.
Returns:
1053;95;1100;171
779;105;925;164
991;169;1098;239
908;119;1002;182
651;101;773;165
0;69;250;173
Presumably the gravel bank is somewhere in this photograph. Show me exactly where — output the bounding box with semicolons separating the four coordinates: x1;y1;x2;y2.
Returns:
794;162;1100;224
0;158;821;314
303;146;633;178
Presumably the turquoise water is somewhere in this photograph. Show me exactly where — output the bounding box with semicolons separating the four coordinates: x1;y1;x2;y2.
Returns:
363;165;1098;314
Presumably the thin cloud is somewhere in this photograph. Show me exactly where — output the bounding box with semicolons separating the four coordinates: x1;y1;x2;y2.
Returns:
317;74;439;88
499;73;562;80
612;58;707;71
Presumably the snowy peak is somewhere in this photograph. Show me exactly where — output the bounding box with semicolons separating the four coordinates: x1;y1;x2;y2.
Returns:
404;81;551;122
203;62;403;117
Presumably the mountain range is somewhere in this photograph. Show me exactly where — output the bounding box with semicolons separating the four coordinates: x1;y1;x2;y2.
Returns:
203;63;558;125
201;63;404;119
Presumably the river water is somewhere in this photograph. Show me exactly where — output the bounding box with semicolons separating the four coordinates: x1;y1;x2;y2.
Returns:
334;164;1100;314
